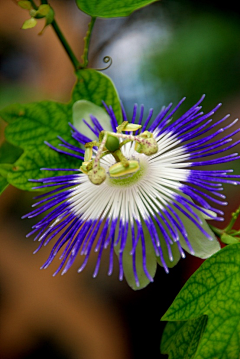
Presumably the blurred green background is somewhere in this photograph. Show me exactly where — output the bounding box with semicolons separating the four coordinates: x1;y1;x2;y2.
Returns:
1;0;240;358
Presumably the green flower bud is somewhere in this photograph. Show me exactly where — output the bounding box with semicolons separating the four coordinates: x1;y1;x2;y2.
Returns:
109;160;139;178
105;134;120;152
29;9;37;17
88;167;106;185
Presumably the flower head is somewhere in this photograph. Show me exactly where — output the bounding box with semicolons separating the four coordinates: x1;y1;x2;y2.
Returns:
24;95;240;289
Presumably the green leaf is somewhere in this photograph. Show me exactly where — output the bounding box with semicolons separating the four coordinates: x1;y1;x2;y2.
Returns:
0;175;8;194
73;70;122;123
0;141;23;192
0;141;23;164
161;244;240;359
0;164;13;193
7;150;78;191
22;17;37;30
1;101;79;191
75;0;158;17
18;1;32;10
0;70;121;191
161;316;208;359
37;4;51;16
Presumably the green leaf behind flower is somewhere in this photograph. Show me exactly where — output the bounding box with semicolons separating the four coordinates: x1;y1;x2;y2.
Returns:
0;141;23;192
0;175;8;194
73;70;122;123
0;70;121;192
75;0;158;18
0;141;23;164
161;316;208;359
161;243;240;359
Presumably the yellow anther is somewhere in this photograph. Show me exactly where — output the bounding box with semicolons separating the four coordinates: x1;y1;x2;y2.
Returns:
84;147;93;162
134;142;142;153
117;123;142;132
109;160;139;178
139;131;153;138
80;161;90;174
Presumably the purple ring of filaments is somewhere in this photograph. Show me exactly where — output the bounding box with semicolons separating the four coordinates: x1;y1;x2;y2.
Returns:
23;95;240;286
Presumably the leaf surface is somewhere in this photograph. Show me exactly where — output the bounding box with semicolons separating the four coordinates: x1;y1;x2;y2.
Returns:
75;0;158;18
161;316;208;359
0;70;121;192
161;244;240;359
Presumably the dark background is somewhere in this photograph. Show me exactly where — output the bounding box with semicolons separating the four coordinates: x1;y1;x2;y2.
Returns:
1;1;240;358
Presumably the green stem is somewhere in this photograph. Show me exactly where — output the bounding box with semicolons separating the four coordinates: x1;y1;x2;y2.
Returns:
29;0;38;10
81;17;96;68
208;224;223;238
51;20;81;70
224;205;240;232
40;0;81;71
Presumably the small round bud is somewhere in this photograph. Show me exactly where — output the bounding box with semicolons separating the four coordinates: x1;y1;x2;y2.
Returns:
29;9;37;17
88;167;106;185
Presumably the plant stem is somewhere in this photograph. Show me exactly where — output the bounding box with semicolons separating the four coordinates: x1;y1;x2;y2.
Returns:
51;20;81;70
208;224;223;238
81;17;96;68
29;0;38;10
40;0;81;71
224;205;240;233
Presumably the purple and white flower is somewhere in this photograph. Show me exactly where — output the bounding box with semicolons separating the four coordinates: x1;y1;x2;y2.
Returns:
24;95;240;289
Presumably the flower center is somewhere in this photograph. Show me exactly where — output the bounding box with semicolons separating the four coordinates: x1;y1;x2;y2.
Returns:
107;155;148;188
80;121;158;185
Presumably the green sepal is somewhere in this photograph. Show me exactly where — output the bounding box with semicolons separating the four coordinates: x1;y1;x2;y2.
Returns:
114;222;157;290
221;232;240;244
